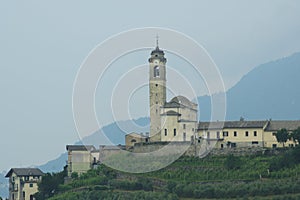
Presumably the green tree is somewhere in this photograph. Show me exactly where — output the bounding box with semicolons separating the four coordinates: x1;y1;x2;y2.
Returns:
291;127;300;145
275;128;289;147
34;169;67;200
71;172;78;179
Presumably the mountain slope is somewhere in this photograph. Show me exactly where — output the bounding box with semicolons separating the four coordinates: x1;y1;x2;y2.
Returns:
199;52;300;121
0;171;8;199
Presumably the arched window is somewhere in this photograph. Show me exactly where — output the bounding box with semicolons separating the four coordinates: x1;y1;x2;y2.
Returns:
154;66;159;77
131;139;136;143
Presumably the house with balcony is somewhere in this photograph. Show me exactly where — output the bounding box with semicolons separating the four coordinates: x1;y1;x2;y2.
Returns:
5;168;44;200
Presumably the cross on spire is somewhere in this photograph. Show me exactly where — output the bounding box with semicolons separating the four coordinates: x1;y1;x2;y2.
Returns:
156;34;159;48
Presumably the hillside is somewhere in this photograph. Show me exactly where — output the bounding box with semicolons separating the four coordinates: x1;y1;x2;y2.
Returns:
35;148;300;200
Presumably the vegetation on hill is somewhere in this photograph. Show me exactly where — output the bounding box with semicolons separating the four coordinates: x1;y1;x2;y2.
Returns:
35;147;300;200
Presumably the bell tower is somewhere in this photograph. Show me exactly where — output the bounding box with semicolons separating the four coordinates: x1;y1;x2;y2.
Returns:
149;38;167;141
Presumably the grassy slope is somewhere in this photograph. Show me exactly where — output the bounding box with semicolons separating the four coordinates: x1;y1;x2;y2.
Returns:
47;152;300;200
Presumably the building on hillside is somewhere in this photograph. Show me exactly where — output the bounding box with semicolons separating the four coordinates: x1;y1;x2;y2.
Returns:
161;96;198;142
263;120;300;148
148;43;198;142
66;145;97;177
5;168;44;200
125;133;149;149
198;120;300;148
126;43;300;149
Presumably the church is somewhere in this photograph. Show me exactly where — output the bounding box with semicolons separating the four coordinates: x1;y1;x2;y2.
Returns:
64;43;300;177
148;44;198;143
125;43;300;149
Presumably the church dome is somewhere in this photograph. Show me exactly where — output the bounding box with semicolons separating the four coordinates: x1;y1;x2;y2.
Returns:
170;95;193;107
151;46;165;55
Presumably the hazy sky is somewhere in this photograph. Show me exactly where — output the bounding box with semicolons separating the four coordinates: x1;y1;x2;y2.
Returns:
1;0;300;171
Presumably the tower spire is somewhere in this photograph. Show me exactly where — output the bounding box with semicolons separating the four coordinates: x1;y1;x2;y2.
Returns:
156;34;159;48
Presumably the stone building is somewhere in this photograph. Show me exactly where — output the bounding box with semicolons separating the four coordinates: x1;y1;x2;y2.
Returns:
125;133;149;149
5;168;44;200
66;145;97;177
148;44;197;143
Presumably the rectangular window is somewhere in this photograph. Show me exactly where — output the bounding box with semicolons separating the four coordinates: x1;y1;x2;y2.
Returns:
223;131;228;137
234;131;237;137
272;132;276;136
25;176;29;181
30;183;33;188
183;124;186;129
245;131;249;137
207;131;210;139
254;131;257;137
272;144;277;148
174;129;176;136
217;131;220;139
252;141;259;144
164;129;167;136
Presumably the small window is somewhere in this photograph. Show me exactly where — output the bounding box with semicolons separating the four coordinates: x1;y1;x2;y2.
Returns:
156;101;158;104
12;177;15;182
272;132;276;136
272;144;277;148
154;66;160;77
217;131;220;139
234;131;237;137
174;129;177;136
207;132;210;139
221;144;224;148
25;176;29;181
192;128;194;132
30;183;33;188
183;124;186;129
155;84;158;87
254;131;257;137
164;129;167;136
223;131;228;137
245;131;249;137
252;141;258;144
183;132;186;141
